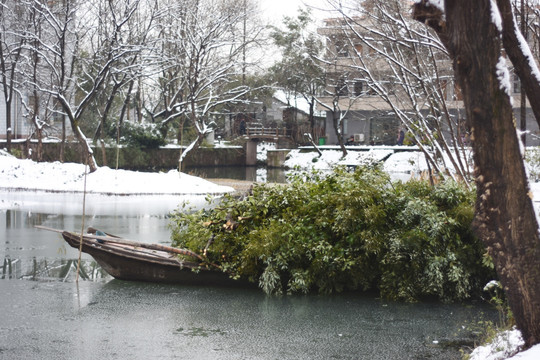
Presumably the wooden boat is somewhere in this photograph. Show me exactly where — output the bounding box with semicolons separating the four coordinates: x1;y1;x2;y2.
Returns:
38;226;242;287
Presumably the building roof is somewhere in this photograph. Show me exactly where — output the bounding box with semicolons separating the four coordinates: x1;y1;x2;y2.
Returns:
273;89;326;117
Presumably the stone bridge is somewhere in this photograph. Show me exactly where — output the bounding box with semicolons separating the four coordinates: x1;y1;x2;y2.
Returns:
244;124;295;165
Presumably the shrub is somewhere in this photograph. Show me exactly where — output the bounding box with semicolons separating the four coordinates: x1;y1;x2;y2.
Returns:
169;166;495;301
107;121;166;149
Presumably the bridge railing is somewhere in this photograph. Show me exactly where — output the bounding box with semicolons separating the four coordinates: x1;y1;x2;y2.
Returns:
246;123;291;138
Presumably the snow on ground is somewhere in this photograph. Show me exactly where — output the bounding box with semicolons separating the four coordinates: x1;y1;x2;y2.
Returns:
469;328;540;360
284;148;394;170
509;345;540;359
469;329;524;360
257;142;276;162
383;150;431;173
1;147;539;359
0;149;233;195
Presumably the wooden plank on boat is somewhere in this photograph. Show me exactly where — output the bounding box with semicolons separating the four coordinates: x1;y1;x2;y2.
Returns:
36;225;217;268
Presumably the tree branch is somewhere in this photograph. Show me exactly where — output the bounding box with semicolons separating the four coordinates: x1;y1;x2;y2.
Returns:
411;0;450;50
496;0;540;127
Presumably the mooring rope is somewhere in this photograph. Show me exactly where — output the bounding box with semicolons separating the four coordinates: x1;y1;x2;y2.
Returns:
75;159;88;283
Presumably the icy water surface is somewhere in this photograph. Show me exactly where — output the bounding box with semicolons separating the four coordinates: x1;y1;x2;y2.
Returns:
0;194;497;359
1;279;495;360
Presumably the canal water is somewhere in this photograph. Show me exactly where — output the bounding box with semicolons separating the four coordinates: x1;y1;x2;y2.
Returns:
0;190;497;359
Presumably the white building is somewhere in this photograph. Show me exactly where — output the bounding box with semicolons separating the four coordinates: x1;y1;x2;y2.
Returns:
0;89;29;140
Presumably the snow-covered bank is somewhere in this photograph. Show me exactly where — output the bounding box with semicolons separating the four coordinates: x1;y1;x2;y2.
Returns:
284;148;395;169
0;149;233;215
509;345;540;359
469;329;540;360
0;150;233;195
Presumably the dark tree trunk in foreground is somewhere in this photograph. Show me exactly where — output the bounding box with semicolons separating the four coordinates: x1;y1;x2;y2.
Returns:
414;0;540;348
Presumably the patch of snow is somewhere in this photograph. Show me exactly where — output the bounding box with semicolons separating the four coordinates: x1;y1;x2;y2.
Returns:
383;151;429;173
0;149;233;196
284;149;393;170
490;0;503;31
469;328;524;360
508;344;540;359
496;56;512;98
257;142;276;162
414;0;444;13
483;280;500;291
273;89;325;117
514;11;540;85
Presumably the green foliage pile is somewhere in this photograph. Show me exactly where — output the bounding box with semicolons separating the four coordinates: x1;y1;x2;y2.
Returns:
107;121;166;149
169;167;495;302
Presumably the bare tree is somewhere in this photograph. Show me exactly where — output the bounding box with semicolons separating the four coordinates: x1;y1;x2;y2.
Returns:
87;0;159;167
314;16;367;157
328;0;471;184
25;0;141;172
146;0;259;171
314;70;358;157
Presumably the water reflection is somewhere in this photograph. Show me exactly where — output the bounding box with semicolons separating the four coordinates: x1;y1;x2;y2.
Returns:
0;190;210;216
186;165;288;184
0;198;180;281
2;256;108;281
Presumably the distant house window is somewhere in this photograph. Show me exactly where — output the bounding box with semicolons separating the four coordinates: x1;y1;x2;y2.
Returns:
440;79;449;100
335;39;349;57
353;80;376;96
336;78;348;96
354;80;363;96
454;83;463;101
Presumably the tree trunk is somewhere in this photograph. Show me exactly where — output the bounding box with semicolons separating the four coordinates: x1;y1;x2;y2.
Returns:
69;117;98;173
332;110;347;157
309;96;316;140
413;0;540;348
5;100;11;152
60;114;65;163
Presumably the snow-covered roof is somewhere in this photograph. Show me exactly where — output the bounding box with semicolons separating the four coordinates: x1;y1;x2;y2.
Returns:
273;89;326;117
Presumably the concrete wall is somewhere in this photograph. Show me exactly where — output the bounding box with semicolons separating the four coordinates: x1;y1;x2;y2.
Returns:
4;141;247;170
267;149;291;168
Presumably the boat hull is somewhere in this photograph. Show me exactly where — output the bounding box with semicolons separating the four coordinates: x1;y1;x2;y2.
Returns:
62;231;242;287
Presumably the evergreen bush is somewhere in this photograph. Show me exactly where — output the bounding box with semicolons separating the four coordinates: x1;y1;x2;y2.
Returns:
169;166;495;301
107;121;166;149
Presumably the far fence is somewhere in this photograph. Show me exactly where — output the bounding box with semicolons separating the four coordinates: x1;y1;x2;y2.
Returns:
245;123;291;139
